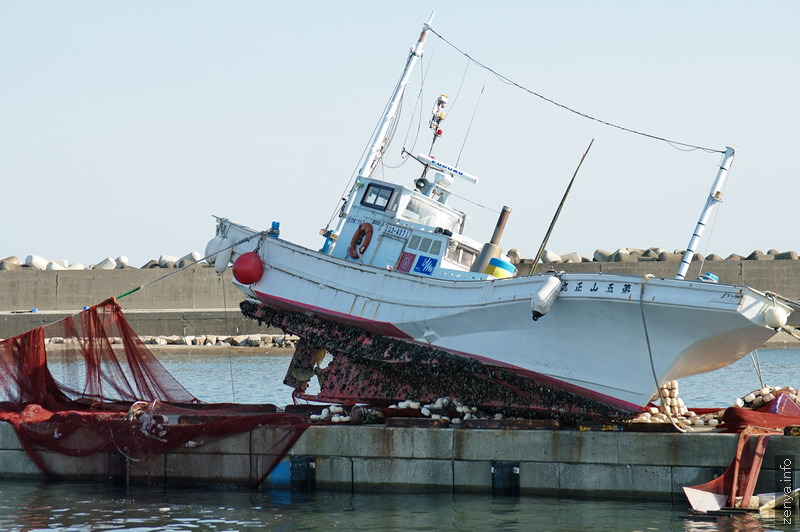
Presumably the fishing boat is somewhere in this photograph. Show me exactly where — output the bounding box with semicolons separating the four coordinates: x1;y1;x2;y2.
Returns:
206;16;791;419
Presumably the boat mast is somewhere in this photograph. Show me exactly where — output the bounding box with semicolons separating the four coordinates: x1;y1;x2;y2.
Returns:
327;14;434;248
675;146;735;280
359;14;434;179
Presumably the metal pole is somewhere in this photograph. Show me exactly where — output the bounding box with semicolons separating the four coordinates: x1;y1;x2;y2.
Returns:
675;147;735;280
329;15;435;245
531;139;594;274
357;14;435;179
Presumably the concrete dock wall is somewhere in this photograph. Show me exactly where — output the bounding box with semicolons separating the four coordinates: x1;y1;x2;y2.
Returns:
288;426;795;500
1;422;795;501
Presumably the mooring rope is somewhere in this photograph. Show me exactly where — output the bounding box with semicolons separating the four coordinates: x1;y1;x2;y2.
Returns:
115;231;266;301
639;274;690;433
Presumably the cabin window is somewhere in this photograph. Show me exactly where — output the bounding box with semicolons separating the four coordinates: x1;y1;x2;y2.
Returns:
445;242;478;269
361;184;396;211
400;197;460;232
405;234;444;257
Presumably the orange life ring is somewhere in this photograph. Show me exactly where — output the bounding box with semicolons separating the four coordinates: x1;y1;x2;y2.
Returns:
348;222;373;259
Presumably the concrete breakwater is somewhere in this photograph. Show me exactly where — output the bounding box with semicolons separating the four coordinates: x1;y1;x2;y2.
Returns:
519;247;800;264
512;253;800;302
0;253;207;271
0;268;262;338
1;256;800;339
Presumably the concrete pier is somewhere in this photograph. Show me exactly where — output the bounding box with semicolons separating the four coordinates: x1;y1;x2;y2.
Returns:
1;422;795;500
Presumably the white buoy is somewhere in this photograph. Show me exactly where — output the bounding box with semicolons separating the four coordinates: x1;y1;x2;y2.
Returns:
205;236;234;274
531;276;562;320
214;240;234;275
205;236;223;265
765;306;789;329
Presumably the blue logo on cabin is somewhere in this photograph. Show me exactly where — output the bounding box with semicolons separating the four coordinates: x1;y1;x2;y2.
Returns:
414;256;438;275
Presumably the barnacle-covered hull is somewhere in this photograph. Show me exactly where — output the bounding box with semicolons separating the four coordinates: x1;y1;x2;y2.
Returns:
229;230;788;419
241;300;633;420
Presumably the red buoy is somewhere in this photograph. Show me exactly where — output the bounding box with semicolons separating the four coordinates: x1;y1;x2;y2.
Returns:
232;252;264;284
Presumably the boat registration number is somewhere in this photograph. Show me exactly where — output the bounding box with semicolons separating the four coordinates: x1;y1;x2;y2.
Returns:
383;226;411;239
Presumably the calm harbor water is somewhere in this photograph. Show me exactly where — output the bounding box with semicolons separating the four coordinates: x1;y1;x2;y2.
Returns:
1;348;799;531
0;481;783;531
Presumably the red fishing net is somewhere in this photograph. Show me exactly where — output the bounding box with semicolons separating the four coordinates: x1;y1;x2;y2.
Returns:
0;298;307;484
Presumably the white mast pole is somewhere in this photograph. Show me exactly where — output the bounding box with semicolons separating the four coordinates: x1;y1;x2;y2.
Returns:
326;15;434;250
358;13;435;179
675;146;735;280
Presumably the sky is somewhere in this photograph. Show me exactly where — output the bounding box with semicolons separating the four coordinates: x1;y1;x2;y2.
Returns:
1;2;798;267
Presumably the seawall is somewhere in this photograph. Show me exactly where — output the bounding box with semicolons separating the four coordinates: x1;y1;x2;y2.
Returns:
0;268;263;338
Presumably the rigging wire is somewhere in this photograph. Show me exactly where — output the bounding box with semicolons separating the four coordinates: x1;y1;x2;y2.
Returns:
445;57;471;115
221;275;237;403
384;38;437;170
427;26;725;155
455;18;511;167
445;188;501;214
324;69;409;228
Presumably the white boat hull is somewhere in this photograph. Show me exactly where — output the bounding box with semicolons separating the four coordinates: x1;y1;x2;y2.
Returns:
222;223;784;413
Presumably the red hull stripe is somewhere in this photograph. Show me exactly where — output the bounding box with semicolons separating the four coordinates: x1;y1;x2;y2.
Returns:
254;291;412;338
254;290;642;413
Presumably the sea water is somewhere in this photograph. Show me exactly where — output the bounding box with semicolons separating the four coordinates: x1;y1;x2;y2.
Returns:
1;348;799;531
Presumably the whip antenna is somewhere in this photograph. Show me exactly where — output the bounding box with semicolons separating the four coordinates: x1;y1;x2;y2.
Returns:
531;139;594;274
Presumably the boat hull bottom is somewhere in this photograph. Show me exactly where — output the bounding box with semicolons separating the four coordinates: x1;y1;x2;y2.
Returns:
240;300;637;421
